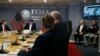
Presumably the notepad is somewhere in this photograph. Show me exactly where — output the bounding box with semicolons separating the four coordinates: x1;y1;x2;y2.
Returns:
0;54;7;56
23;30;31;34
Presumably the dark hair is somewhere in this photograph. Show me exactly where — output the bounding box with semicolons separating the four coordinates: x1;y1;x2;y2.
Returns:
92;20;97;23
42;15;54;29
29;19;33;22
1;20;7;24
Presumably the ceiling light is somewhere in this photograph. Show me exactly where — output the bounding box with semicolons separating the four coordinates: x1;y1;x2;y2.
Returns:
8;0;13;2
81;0;86;2
44;0;47;3
83;0;86;2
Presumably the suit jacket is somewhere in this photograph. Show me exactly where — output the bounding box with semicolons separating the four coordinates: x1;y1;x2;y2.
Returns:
48;22;69;56
0;23;11;32
24;23;36;31
76;25;87;34
18;29;55;56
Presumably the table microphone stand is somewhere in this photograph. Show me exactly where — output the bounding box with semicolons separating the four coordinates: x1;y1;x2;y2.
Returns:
11;37;20;46
21;35;26;41
0;42;9;54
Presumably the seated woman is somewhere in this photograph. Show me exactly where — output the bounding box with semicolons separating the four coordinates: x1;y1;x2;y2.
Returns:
0;20;11;32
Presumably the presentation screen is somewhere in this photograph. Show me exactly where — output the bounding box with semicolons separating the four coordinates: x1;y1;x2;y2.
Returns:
83;5;100;19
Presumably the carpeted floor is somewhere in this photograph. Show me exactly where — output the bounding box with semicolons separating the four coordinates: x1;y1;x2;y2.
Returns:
68;43;99;56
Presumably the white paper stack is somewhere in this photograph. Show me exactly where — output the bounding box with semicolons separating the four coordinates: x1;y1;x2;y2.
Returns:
23;30;31;34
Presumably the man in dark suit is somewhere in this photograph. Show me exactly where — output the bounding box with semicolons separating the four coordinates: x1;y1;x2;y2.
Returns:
74;20;87;44
18;15;55;56
24;19;36;31
0;20;11;32
49;11;70;56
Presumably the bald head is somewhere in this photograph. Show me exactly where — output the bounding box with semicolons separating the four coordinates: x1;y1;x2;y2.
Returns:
79;19;84;25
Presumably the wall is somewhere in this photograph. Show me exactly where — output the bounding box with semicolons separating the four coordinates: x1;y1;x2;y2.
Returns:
68;3;81;40
0;5;68;31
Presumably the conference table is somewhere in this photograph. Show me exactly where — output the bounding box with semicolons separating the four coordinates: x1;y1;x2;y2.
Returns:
0;31;40;56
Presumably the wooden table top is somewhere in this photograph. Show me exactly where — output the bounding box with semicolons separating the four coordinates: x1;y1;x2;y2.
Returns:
0;32;38;54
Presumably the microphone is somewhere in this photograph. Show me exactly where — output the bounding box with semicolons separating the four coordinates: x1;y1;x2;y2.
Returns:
20;35;26;41
26;31;32;38
0;42;9;54
11;37;20;46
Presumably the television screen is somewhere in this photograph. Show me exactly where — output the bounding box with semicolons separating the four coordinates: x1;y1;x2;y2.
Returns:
83;5;100;19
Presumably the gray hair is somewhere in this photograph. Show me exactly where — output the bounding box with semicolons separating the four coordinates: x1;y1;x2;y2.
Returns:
50;11;61;20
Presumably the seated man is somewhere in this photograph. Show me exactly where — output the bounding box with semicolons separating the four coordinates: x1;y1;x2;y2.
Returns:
74;19;87;44
24;19;36;34
18;15;55;56
93;31;99;45
83;20;99;46
0;20;11;32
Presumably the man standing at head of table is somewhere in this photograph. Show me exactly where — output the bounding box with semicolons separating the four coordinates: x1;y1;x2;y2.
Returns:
24;19;36;32
0;20;11;32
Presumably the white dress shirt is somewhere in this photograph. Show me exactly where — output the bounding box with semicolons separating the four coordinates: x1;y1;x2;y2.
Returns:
79;25;83;32
29;23;32;31
2;24;5;31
